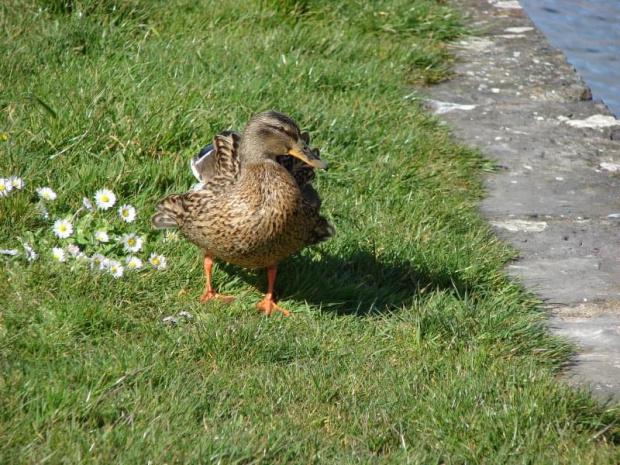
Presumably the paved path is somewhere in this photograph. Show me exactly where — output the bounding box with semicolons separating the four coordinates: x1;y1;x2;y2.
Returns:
422;0;620;401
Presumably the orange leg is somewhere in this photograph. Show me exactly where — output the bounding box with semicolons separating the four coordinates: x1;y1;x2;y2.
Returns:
200;256;235;304
257;267;290;317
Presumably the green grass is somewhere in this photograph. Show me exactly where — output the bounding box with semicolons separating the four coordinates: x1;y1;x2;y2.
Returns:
1;0;619;462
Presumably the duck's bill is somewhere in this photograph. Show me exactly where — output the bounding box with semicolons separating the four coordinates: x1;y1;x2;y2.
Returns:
288;147;328;170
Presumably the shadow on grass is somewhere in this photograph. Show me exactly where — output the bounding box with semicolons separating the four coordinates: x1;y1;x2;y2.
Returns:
221;251;469;316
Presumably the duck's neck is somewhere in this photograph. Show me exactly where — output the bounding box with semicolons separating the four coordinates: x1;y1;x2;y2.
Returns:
237;140;254;163
238;136;272;167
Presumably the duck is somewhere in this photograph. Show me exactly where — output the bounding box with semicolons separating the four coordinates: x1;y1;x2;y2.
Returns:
151;111;333;316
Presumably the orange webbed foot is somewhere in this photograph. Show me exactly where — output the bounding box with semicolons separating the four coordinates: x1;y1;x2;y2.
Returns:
257;297;291;317
200;291;235;305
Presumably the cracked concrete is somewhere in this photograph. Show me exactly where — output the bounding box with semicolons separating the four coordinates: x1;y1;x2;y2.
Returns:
421;0;620;401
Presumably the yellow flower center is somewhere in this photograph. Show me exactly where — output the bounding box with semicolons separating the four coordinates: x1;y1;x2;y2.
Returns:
102;195;109;202
123;210;129;217
128;239;135;246
0;185;5;191
152;258;160;265
94;259;100;265
43;193;50;198
129;262;136;269
110;266;117;272
60;225;67;232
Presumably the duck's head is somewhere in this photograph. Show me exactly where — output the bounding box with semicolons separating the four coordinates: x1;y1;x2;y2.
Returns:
240;110;327;170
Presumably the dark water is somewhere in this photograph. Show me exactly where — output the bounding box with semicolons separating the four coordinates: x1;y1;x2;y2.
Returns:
520;0;620;117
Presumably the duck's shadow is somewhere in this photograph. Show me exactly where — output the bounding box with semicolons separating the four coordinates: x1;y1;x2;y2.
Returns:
219;250;468;316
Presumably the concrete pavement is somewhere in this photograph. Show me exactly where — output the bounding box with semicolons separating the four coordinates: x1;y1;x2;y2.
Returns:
422;0;620;401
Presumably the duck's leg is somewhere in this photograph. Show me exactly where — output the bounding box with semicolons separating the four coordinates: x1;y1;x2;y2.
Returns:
200;256;235;304
257;267;290;316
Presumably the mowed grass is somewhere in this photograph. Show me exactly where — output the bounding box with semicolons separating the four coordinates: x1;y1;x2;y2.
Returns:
1;0;619;462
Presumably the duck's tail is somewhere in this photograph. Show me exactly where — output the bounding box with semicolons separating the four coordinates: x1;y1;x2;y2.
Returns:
151;194;186;229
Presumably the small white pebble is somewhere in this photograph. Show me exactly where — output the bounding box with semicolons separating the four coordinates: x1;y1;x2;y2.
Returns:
505;27;534;33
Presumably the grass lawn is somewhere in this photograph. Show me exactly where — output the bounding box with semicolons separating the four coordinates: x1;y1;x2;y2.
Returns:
1;0;619;462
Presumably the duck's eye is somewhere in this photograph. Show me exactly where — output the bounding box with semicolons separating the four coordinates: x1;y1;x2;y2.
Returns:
271;125;295;138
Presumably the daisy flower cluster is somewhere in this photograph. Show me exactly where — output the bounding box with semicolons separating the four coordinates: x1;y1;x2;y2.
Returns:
1;177;175;279
0;176;25;197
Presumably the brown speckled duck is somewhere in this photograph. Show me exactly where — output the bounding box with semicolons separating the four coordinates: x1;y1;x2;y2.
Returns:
152;111;333;316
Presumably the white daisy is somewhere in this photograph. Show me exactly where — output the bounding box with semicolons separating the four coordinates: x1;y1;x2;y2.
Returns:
0;178;13;197
94;230;109;243
36;187;57;201
23;243;38;261
82;197;95;212
163;231;178;243
52;219;73;239
66;244;81;257
39;203;50;219
94;188;116;210
125;256;143;271
0;249;19;256
51;247;66;262
118;204;136;223
122;233;143;253
107;260;124;278
8;176;24;190
90;253;107;270
149;252;167;270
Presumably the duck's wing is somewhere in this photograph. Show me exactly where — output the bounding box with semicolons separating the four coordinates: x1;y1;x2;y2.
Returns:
190;130;241;190
190;144;215;184
152;131;241;230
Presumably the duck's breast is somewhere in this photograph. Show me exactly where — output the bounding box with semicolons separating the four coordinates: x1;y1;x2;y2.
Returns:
205;162;308;267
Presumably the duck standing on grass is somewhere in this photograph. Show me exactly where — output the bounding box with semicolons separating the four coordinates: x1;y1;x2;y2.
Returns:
152;111;333;316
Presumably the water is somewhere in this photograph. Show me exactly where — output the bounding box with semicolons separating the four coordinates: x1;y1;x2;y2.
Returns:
520;0;620;117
